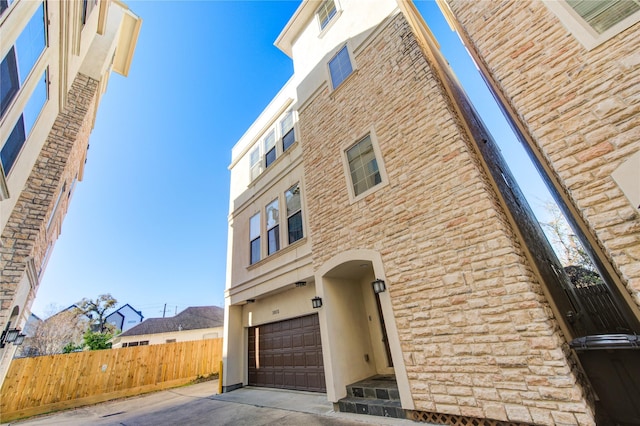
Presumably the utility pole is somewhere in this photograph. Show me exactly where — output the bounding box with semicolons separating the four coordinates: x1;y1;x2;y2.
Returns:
163;303;166;318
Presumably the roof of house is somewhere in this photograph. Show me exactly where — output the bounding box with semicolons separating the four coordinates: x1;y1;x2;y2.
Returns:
106;303;144;320
118;306;224;337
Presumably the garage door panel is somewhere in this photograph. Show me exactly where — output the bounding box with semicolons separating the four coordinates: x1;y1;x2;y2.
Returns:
248;314;325;392
292;334;303;348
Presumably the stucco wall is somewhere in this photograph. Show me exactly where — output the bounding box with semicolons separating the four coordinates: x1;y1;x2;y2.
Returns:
112;327;223;348
297;11;594;425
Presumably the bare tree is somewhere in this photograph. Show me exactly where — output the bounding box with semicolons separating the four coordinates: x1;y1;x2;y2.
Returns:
540;201;603;288
540;201;592;270
16;306;87;358
76;294;118;333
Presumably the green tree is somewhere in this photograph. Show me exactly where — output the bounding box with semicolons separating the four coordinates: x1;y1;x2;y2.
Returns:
76;294;118;333
62;342;83;353
83;330;113;350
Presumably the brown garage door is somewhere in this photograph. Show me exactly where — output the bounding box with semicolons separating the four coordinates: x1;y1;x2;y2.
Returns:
248;314;325;392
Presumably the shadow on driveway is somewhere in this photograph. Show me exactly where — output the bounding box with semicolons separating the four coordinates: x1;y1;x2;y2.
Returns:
8;380;422;426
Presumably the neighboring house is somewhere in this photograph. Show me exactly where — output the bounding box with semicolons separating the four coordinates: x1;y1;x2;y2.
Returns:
111;306;223;349
21;313;42;338
223;0;639;425
15;306;88;358
0;0;142;385
105;304;144;333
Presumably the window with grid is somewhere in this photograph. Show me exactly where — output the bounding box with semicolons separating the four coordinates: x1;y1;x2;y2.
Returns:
285;183;303;244
249;146;261;181
1;69;48;175
567;0;640;34
328;46;353;89
250;213;261;264
281;111;295;152
264;130;276;168
1;2;46;120
346;135;381;197
317;0;337;30
266;198;280;255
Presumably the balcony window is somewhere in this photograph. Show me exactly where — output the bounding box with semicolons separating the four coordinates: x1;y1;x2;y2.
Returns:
264;130;276;169
266;198;280;255
1;2;46;119
250;213;261;264
281;111;295;152
285;183;303;244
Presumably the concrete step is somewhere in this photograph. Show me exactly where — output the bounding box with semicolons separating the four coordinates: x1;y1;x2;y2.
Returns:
345;375;400;401
338;396;404;418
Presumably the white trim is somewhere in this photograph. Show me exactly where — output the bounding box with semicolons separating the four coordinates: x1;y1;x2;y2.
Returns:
341;126;389;204
543;0;640;50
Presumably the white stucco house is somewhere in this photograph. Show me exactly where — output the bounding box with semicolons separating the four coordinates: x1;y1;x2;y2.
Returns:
110;306;223;348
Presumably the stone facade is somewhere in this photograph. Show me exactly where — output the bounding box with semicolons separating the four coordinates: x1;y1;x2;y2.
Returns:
445;0;640;310
298;11;594;425
0;74;98;324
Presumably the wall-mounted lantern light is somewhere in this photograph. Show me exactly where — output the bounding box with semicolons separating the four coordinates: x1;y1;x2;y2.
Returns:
0;322;25;348
372;279;386;294
311;296;323;309
13;334;26;346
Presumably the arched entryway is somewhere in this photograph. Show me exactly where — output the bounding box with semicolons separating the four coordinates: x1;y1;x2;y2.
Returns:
315;249;414;409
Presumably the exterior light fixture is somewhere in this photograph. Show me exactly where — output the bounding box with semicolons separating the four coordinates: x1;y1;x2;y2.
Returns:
372;279;386;294
295;281;307;287
0;322;23;348
13;334;26;346
246;299;255;303
311;296;323;309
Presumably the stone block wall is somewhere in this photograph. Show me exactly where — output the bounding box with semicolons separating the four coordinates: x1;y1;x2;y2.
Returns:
0;74;98;324
298;12;594;425
446;0;640;309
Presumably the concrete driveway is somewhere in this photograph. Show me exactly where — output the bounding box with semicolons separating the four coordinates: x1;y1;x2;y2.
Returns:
8;381;426;426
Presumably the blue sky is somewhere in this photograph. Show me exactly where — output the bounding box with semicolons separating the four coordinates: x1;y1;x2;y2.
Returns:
31;1;552;319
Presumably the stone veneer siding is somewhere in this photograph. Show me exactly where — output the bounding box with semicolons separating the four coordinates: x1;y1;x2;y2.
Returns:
446;0;640;309
0;74;98;322
298;12;594;425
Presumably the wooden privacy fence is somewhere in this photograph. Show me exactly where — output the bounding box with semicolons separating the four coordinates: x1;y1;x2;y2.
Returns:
0;338;222;422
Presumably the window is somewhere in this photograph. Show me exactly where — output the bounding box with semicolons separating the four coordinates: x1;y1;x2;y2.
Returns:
285;183;303;244
567;0;640;34
0;2;46;120
1;0;15;17
346;135;381;197
250;213;261;264
281;111;295;152
47;181;66;231
128;341;139;347
264;130;276;168
544;0;640;49
1;70;49;175
166;339;176;343
249;146;261;181
140;340;149;346
82;0;97;25
122;343;128;347
266;199;280;255
329;46;353;89
317;0;337;30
